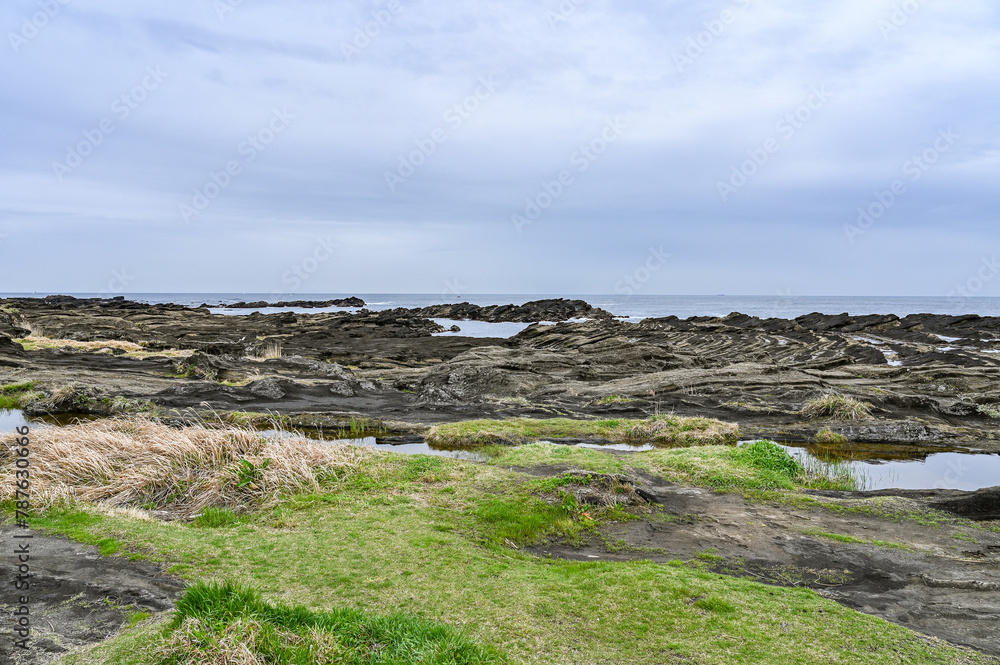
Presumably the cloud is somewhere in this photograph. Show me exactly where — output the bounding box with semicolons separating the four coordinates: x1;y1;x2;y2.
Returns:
0;0;997;295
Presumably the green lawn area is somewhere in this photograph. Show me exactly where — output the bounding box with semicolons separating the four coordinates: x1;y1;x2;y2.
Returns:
21;440;989;665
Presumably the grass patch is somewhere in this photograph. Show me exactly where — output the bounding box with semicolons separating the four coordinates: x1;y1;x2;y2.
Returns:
13;336;190;360
815;428;849;444
488;440;860;492
249;339;283;360
216;411;292;429
427;416;739;447
153;580;501;664
334;416;388;438
592;394;637;405
107;396;157;414
802;529;909;550
126;610;152;629
0;417;371;519
192;507;243;528
0;381;45;409
473;495;581;549
20;442;995;665
802;394;873;421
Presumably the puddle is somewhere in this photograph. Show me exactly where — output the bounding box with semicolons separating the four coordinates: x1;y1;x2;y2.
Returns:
770;441;1000;492
0;408;29;431
430;319;535;338
1;409;101;431
7;410;995;490
852;335;903;366
552;440;656;452
261;429;492;462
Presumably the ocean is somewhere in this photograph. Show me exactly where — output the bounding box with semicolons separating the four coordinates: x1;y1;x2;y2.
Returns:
3;294;998;320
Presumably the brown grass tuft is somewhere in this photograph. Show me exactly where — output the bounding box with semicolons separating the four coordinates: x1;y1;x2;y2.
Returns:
802;393;873;421
0;418;371;518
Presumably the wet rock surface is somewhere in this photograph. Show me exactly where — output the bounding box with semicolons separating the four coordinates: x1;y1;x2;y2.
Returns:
2;297;1000;446
0;525;184;665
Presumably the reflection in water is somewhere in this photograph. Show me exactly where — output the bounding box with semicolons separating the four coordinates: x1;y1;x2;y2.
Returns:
261;429;491;462
572;442;655;452
778;443;1000;492
0;409;30;432
5;409;996;490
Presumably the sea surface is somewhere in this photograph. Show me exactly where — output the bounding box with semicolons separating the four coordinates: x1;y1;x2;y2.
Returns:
3;293;998;320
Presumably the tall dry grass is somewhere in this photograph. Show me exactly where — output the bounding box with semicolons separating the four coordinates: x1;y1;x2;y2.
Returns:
0;418;371;518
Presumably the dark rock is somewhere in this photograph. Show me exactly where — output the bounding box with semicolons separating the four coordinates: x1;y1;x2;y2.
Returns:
931;487;1000;520
248;378;286;399
216;297;366;309
839;423;951;444
409;298;614;323
0;334;26;356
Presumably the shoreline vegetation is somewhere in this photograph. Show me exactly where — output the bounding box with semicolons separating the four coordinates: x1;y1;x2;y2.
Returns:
2;416;999;664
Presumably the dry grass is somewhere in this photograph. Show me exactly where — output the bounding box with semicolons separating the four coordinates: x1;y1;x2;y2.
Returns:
14;335;192;359
250;340;283;360
15;335;142;352
802;393;873;421
0;418;372;518
610;415;739;444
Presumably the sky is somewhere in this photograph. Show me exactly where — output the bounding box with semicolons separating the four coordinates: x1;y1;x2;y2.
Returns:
0;0;998;297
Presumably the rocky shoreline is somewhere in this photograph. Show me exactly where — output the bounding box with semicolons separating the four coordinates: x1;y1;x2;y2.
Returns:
1;295;998;449
2;295;1000;661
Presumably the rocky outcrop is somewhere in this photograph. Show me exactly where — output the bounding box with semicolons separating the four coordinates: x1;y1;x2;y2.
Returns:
213;297;366;309
410;298;614;323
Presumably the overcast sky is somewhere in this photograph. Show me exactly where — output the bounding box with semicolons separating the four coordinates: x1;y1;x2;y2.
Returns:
1;0;997;296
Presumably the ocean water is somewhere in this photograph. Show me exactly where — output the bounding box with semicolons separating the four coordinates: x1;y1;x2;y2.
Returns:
4;293;998;320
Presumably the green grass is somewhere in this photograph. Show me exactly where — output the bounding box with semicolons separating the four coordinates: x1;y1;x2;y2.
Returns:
192;507;242;528
427;415;739;447
802;529;909;550
592;394;638;405
335;416;388;438
216;410;292;429
145;580;502;665
489;441;860;492
15;437;990;665
0;381;45;409
125;611;152;630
